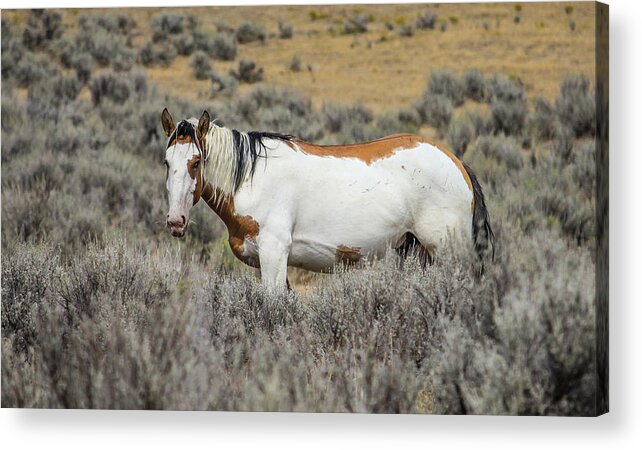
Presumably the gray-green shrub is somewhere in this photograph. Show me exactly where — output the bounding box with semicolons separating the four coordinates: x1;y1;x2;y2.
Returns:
428;70;465;106
447;114;476;156
474;134;523;171
152;12;184;42
416;93;453;132
235;22;266;44
192;51;213;80
343;14;369;34
555;74;596;138
462;69;487;102
230;59;264;84
416;9;438;29
278;21;294;39
488;75;528;135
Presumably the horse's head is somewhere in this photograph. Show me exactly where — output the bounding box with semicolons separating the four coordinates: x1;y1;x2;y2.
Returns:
161;108;210;238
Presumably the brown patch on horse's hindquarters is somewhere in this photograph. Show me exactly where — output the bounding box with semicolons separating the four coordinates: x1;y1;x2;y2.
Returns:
335;245;362;266
200;182;260;267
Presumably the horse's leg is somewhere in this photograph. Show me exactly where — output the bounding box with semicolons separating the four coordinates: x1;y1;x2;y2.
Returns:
257;232;291;291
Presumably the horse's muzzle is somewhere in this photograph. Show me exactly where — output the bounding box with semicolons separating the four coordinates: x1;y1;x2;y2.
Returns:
167;214;187;238
170;227;186;238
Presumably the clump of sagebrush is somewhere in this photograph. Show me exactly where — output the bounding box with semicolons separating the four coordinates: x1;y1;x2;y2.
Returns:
397;24;414;38
54;36;77;68
447;114;476;157
78;13;136;36
415;93;453;133
289;55;302;72
531;95;558;140
138;40;157;66
555;74;596;138
320;103;378;144
219;86;324;142
191;51;213;80
71;17;135;69
278;21;294;39
427;70;465;107
210;70;239;95
343;14;369;34
321;103;373;133
396;108;422;128
210;34;237;61
534;144;596;245
71;53;93;84
13;52;56;88
488;75;528;135
235;22;267;44
192;30;236;61
21;9;63;51
137;40;177;68
191;31;237;61
553;121;575;161
474;134;523;171
416;8;437;29
375;113;418;137
89;72;133;105
1;223;597;414
461;69;487;102
230;59;264;84
152;12;184;42
172;33;195;56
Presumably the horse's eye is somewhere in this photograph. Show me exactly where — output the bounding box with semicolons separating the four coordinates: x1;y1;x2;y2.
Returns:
193;161;200;169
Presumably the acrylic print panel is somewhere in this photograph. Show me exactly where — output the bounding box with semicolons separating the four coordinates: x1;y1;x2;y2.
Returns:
0;1;608;415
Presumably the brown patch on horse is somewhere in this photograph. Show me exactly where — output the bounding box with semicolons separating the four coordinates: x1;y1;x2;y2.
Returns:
200;182;260;267
290;133;474;208
335;245;362;266
166;134;194;148
290;134;421;166
187;154;203;205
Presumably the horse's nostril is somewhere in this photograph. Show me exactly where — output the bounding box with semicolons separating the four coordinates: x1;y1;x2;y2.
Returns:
181;215;186;226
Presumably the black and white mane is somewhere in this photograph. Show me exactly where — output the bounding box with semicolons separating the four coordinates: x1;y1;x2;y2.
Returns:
170;119;294;197
229;129;294;191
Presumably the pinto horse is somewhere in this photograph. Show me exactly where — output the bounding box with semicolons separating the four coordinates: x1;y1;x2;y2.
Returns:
161;109;494;290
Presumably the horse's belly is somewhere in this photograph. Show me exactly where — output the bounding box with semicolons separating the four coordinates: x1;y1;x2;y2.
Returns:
287;227;403;272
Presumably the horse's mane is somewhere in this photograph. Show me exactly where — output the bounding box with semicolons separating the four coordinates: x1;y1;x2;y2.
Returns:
171;119;294;200
229;129;295;192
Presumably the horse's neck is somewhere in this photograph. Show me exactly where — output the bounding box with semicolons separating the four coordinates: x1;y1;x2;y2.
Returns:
200;181;244;234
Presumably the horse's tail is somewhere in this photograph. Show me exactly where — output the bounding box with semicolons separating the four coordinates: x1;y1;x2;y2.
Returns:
463;162;495;273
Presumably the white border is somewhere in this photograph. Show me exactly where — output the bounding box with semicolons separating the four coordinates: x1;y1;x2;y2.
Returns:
1;0;640;448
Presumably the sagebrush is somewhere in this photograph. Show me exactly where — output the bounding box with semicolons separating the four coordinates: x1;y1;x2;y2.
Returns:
1;9;599;414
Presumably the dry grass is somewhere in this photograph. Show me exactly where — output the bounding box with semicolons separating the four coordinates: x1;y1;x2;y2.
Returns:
3;2;595;113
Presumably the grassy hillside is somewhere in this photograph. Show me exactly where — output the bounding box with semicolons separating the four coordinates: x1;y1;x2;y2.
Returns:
1;3;600;414
2;2;595;111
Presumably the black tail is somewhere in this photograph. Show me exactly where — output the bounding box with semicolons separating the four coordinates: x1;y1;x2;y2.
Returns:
463;162;495;272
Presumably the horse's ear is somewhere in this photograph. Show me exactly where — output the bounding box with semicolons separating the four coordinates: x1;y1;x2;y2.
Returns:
197;110;210;159
197;110;210;138
161;108;175;137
